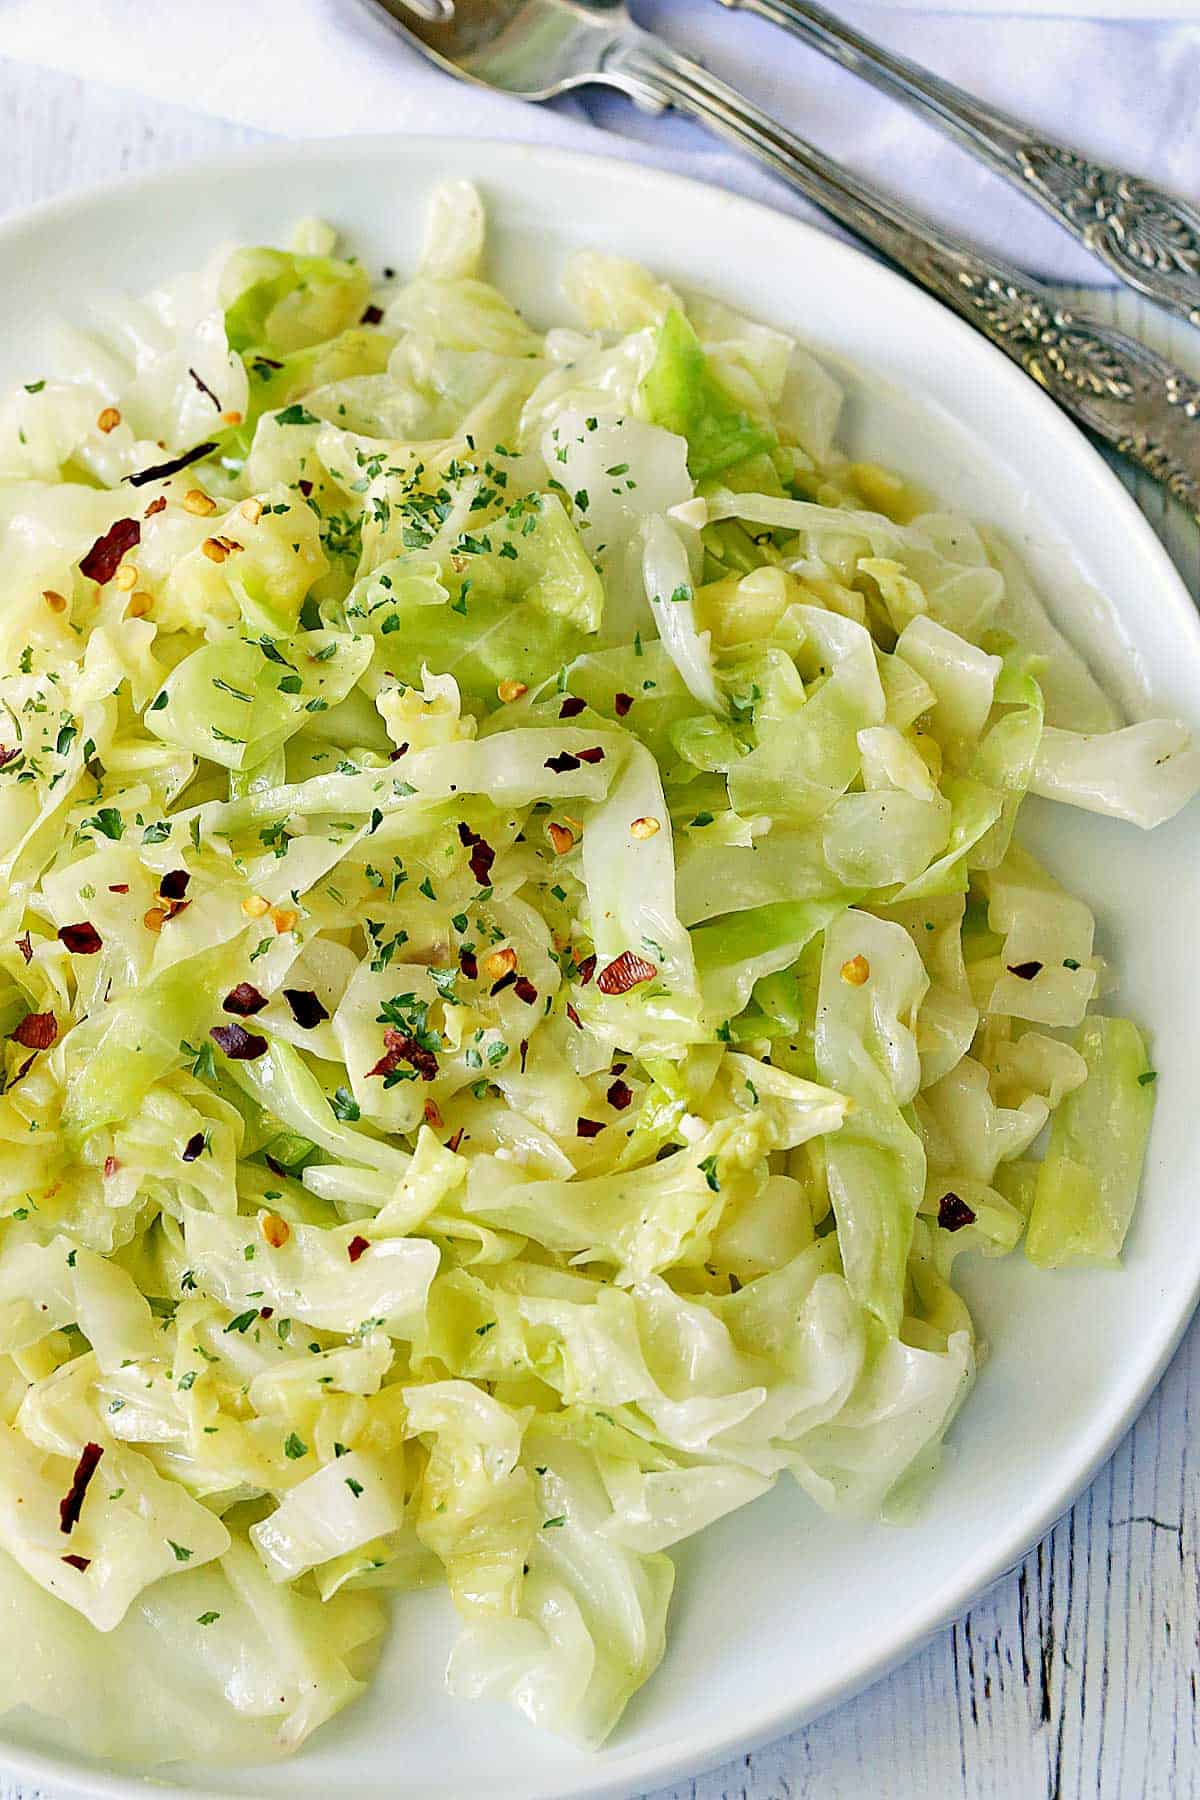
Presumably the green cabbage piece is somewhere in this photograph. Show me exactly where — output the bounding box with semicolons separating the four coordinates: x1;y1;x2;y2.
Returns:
1025;1016;1157;1267
815;911;928;1333
147;629;373;772
222;248;371;355
357;492;603;699
640;308;775;482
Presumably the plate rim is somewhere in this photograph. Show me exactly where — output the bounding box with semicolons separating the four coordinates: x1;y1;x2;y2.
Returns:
0;129;1197;1800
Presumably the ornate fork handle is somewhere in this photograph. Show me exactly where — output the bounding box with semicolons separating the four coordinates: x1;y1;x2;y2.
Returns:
608;36;1200;517
716;0;1200;326
903;255;1200;515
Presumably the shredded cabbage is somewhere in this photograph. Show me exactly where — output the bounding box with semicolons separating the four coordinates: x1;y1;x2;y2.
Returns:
0;180;1192;1767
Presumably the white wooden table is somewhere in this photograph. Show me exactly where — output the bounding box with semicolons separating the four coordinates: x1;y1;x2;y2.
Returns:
0;54;1197;1800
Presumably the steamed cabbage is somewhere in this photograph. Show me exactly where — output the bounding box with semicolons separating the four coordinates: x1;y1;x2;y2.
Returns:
0;182;1192;1767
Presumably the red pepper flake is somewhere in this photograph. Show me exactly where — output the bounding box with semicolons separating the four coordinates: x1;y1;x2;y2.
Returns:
0;746;20;768
11;1011;57;1050
545;751;581;774
938;1192;977;1233
298;478;314;497
108;883;130;894
576;954;596;986
389;741;409;762
457;821;480;847
597;951;657;996
154;896;191;926
446;1127;465;1153
519;1037;529;1072
565;1003;582;1029
366;1040;401;1080
468;839;495;886
159;869;191;901
188;366;222;410
144;495;167;519
360;303;384;325
210;1022;269;1060
490;969;518;997
283;989;329;1029
181;1131;206;1163
61;1552;92;1572
259;1305;274;1319
423;1097;444;1129
459;948;478;980
559;696;585;719
15;932;32;965
103;1155;119;1178
1007;961;1044;981
367;1028;438;1082
513;976;538;1006
58;922;102;955
347;1235;370;1263
79;518;140;584
576;1117;605;1139
223;982;267;1016
614;692;634;718
122;442;217;489
59;1442;103;1534
577;746;605;765
607;1078;634;1110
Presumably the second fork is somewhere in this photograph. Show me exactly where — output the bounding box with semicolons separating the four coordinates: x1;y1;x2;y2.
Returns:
718;0;1200;327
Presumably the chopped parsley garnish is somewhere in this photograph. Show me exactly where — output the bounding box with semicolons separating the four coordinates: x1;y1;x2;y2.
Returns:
82;806;124;839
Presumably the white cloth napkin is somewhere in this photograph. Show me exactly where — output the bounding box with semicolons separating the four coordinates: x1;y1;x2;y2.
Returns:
0;0;1196;284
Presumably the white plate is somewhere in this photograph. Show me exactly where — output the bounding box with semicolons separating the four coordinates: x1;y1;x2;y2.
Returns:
0;137;1197;1800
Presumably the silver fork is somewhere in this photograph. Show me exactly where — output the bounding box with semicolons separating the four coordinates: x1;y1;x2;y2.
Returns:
362;0;1200;518
719;0;1200;330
